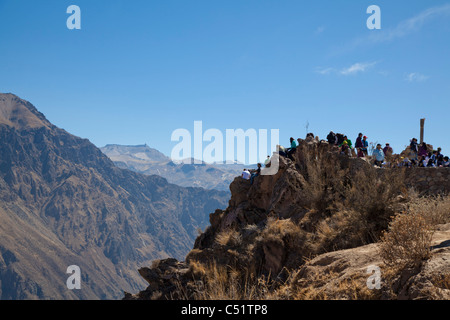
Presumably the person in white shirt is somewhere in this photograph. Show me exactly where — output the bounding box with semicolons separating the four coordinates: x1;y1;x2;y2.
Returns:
264;156;271;167
241;169;251;180
443;156;450;167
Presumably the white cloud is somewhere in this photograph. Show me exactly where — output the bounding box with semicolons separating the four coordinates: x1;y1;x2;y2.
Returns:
315;67;334;75
373;4;450;43
405;72;429;82
340;61;377;75
315;26;325;35
332;4;450;56
315;61;377;76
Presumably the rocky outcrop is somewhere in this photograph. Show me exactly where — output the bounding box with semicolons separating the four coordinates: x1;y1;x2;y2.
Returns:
291;223;450;300
125;135;450;300
124;259;198;300
125;223;450;300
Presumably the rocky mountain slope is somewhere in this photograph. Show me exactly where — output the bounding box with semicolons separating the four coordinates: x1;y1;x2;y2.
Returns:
100;144;251;192
293;222;450;300
124;137;450;300
0;93;230;299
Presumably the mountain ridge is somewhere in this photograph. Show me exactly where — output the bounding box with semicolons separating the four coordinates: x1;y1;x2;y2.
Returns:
0;93;230;299
100;144;253;192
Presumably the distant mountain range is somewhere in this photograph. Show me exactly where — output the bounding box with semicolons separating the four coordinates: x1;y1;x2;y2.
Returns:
100;144;253;192
0;93;230;299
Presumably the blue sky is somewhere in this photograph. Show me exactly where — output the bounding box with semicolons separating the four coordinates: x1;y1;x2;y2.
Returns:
1;0;449;163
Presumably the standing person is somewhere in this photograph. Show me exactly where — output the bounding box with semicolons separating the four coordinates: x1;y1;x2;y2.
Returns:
383;143;394;166
327;131;337;145
373;144;385;167
418;142;428;158
409;138;419;161
355;133;364;157
383;143;393;166
383;143;393;156
362;136;369;157
443;156;450;167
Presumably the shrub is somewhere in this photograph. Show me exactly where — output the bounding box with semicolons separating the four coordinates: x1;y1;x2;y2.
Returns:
379;194;450;271
379;211;434;270
301;151;408;253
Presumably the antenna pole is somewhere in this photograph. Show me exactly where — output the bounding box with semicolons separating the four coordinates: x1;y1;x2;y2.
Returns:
420;118;425;144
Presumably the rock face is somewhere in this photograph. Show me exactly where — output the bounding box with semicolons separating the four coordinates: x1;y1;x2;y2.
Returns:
0;93;230;299
291;223;450;300
125;136;450;300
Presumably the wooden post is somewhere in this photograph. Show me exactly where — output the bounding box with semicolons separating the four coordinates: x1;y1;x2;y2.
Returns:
420;118;425;144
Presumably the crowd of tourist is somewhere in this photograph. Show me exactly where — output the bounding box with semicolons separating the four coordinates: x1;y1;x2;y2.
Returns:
242;131;449;182
326;131;449;168
406;139;449;168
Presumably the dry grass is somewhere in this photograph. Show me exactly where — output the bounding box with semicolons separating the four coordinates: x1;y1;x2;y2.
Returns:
189;261;278;300
431;273;450;290
187;219;306;300
413;273;450;300
290;268;380;300
260;217;305;246
407;194;450;226
215;228;242;247
300;152;408;254
379;194;450;271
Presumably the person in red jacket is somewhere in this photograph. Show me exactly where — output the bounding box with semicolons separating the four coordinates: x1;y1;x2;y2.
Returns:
355;133;364;157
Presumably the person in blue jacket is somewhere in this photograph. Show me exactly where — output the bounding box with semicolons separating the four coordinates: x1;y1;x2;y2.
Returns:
287;137;297;160
373;144;385;167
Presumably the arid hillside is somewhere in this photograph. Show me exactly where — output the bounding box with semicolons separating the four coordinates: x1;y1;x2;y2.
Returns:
125;137;450;300
0;93;230;299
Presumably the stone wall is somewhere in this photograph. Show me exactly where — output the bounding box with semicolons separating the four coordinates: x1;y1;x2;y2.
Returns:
403;167;450;195
296;138;449;195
